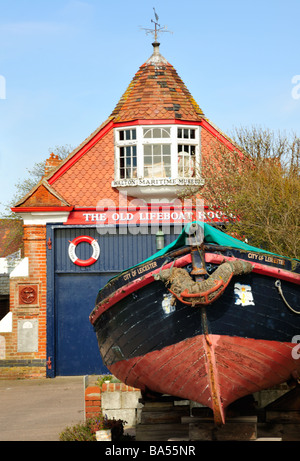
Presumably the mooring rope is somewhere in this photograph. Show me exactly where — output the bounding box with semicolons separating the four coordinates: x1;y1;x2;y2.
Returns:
154;259;253;306
275;280;300;315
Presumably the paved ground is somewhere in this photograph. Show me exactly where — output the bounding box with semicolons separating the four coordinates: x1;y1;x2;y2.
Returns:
0;376;84;441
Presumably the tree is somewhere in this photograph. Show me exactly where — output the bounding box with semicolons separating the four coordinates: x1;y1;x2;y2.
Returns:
1;144;72;217
181;126;300;259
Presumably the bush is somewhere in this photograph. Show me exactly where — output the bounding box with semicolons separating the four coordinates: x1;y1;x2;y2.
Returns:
59;414;126;442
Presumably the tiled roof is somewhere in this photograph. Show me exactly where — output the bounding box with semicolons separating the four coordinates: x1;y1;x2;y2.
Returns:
111;43;204;123
0;219;23;258
13;179;71;208
51;129;123;207
12;44;209;210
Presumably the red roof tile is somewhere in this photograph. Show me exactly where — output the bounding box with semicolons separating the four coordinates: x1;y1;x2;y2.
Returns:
14;179;70;208
111;43;204;123
0;219;23;258
13;44;209;211
51;130;123;207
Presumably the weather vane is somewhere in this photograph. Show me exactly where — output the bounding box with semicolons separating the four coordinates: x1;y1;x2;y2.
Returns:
141;8;172;42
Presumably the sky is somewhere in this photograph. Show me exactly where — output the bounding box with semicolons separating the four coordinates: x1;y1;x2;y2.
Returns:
0;0;300;216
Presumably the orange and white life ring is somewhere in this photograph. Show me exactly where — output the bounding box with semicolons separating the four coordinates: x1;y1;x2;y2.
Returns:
68;235;100;267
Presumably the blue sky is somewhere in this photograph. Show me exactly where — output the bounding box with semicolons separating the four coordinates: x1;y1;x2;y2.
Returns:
0;0;300;215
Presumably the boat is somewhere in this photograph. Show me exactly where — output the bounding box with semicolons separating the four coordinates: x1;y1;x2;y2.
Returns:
90;222;300;424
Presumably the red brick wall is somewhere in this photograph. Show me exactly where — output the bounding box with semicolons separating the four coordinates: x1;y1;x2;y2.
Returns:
85;386;102;420
0;225;47;379
23;225;47;364
84;383;140;420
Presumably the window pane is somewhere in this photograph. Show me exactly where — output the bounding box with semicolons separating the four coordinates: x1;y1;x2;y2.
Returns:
119;131;124;141
162;128;170;138
144;165;152;177
125;130;131;140
152;128;161;138
164;155;171;164
144;145;151;156
132;129;136;140
190;129;195;139
178;152;195;178
143;128;152;138
143;142;172;178
177;128;182;138
153;144;161;156
163;145;171;155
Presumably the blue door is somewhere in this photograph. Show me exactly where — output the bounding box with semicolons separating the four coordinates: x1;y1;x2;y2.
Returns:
47;225;181;376
55;273;114;375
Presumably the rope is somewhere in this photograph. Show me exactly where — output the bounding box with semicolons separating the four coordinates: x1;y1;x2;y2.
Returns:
155;259;253;306
275;280;300;315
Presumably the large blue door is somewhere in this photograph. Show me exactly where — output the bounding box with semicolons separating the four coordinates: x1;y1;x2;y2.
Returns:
55;273;114;375
47;225;181;376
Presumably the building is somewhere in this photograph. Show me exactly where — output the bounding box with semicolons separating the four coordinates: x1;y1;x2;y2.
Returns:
1;38;241;379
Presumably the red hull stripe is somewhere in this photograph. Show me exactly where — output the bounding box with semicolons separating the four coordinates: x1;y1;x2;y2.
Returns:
90;254;192;323
109;334;300;423
90;253;299;324
205;253;300;285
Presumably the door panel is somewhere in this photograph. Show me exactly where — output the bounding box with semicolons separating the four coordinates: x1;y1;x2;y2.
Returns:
55;273;116;375
51;225;181;375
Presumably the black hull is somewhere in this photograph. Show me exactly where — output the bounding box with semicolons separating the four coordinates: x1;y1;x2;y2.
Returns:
90;237;300;423
94;270;300;368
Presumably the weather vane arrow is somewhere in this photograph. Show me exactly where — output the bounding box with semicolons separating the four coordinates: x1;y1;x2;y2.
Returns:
141;8;172;42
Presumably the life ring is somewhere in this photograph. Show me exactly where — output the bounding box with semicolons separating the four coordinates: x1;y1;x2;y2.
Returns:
68;235;100;267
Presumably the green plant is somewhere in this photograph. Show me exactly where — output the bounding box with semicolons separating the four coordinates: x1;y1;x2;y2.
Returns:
59;417;100;441
59;414;127;442
95;374;121;387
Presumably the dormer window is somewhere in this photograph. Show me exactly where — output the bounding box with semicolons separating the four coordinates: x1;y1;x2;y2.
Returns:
113;124;204;199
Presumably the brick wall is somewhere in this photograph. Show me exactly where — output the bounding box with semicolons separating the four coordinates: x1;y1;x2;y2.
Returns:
85;383;142;427
0;225;47;379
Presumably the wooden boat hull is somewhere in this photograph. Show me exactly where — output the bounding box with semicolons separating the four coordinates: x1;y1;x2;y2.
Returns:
90;239;300;424
109;335;298;425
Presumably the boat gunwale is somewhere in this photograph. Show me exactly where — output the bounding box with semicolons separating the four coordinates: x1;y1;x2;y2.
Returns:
90;251;300;325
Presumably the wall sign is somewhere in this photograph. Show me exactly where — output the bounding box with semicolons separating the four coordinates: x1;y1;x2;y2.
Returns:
19;286;37;304
65;205;228;226
68;235;100;267
17;319;38;352
18;284;39;307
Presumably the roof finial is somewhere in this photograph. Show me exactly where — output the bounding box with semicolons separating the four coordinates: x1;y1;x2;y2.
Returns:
151;7;160;42
141;8;172;46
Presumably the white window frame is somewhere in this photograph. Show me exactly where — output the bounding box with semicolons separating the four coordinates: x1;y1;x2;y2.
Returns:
114;124;201;183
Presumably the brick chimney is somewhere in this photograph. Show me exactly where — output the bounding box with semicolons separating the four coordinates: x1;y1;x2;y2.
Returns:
45;153;61;176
